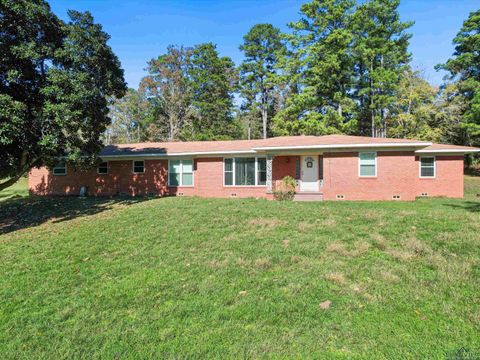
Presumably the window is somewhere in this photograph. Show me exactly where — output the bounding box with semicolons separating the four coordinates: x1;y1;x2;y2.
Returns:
420;157;435;178
52;162;66;176
97;162;108;174
224;158;234;186
359;152;377;177
133;160;144;174
257;158;266;186
224;157;266;186
169;159;193;186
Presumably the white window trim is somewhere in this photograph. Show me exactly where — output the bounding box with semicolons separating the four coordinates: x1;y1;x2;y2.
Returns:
97;161;109;175
168;159;194;187
223;157;267;187
52;162;67;176
132;160;145;174
358;152;377;178
419;156;436;178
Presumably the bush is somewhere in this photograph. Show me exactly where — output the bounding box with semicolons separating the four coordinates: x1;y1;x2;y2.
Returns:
273;176;296;201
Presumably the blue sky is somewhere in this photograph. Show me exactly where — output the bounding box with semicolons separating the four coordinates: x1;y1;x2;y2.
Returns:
48;0;478;88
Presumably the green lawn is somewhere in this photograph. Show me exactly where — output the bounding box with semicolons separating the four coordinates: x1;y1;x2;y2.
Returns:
0;177;479;359
0;177;28;201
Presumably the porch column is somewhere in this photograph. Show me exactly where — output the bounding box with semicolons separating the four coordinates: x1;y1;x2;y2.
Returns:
266;154;273;193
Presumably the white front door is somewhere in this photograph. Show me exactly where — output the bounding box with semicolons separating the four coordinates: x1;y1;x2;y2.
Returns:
300;155;319;192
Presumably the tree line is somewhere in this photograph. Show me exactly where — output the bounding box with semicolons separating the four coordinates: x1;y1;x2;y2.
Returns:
107;0;479;151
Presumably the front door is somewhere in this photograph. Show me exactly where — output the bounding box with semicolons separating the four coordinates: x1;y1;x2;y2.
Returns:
300;155;319;192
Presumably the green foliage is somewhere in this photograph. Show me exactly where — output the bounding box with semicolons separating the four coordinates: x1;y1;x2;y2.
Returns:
274;0;357;136
388;68;440;141
107;88;151;144
140;44;239;141
273;175;296;200
239;24;286;139
351;0;413;136
140;45;193;141
437;9;480;147
187;43;240;140
0;0;126;190
273;0;412;138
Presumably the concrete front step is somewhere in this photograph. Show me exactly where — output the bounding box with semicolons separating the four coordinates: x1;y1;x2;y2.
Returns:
294;192;324;201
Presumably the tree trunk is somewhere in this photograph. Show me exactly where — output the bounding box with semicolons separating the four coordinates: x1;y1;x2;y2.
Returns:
0;173;26;192
262;106;267;140
261;88;268;139
0;152;35;192
370;60;375;137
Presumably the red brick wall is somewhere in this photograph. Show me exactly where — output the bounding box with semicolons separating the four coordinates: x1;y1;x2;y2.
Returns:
29;160;170;197
28;153;464;200
29;158;275;199
414;155;464;198
322;152;464;201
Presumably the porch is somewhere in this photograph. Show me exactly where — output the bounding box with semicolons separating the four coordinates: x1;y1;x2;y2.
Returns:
266;154;325;200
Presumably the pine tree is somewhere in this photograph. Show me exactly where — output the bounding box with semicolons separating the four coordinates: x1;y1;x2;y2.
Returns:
239;24;285;139
273;0;357;136
187;43;239;140
436;9;480;147
351;0;413;137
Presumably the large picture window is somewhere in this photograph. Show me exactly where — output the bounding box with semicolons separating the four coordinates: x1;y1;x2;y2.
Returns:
359;152;377;177
420;157;435;178
224;157;266;186
169;159;194;186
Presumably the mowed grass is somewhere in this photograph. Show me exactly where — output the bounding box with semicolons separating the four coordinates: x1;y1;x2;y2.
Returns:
0;177;28;201
0;177;479;359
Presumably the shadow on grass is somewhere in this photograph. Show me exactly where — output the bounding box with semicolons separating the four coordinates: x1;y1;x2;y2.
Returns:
443;201;480;213
0;196;152;235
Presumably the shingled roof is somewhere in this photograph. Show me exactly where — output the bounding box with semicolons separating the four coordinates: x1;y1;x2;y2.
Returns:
99;134;479;158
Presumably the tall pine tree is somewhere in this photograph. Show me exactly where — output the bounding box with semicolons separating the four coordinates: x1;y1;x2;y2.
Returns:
187;43;239;140
351;0;412;137
239;24;285;139
436;9;480;147
273;0;357;136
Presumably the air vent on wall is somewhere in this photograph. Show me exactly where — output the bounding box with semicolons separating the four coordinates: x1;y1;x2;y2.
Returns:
421;192;428;197
230;193;237;197
336;194;345;200
177;192;184;196
392;195;401;200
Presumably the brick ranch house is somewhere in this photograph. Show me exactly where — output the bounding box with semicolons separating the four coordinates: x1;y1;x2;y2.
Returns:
29;135;480;201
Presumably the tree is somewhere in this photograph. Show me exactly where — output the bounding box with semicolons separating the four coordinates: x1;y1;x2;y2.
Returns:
273;0;358;136
351;0;413;137
140;46;193;141
435;83;469;145
239;24;285;139
388;68;439;140
106;88;151;144
187;43;239;140
0;0;126;191
436;9;480;147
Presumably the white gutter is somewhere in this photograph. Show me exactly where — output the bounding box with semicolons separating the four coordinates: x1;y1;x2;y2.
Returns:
252;142;432;151
415;149;480;154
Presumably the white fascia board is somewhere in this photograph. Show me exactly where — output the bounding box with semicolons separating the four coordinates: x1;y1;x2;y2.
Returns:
252;142;432;151
100;150;256;159
415;149;480;154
